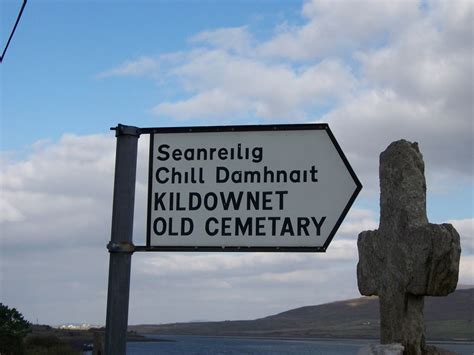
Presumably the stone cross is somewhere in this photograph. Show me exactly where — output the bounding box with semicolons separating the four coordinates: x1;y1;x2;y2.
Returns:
357;140;461;355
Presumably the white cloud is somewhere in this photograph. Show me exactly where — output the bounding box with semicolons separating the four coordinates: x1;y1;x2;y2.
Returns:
190;26;253;54
258;0;419;60
140;253;317;278
325;87;472;196
0;133;151;324
339;0;473;186
0;199;25;223
153;89;249;121
98;0;472;190
459;255;474;285
357;2;473;123
0;134;152;246
97;56;159;79
0;134;116;246
449;218;474;255
337;208;378;237
152;49;356;120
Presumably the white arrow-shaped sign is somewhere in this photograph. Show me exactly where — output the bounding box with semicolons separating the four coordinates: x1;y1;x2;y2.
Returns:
145;124;362;252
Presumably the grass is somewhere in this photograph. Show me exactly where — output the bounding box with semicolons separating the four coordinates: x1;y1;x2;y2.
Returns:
25;335;80;355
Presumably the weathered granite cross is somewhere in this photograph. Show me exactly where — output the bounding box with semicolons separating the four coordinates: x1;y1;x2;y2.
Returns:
357;140;461;355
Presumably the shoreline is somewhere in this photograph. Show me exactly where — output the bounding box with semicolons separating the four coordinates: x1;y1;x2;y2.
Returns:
138;333;474;345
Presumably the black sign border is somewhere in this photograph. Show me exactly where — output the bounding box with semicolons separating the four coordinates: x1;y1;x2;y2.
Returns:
143;123;362;252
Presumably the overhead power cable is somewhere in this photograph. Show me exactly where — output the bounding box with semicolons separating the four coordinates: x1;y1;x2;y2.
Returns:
1;0;28;63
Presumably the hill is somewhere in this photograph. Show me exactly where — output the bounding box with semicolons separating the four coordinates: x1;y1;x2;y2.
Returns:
130;288;474;341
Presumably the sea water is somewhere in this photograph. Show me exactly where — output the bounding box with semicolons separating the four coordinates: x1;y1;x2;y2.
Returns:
126;335;474;355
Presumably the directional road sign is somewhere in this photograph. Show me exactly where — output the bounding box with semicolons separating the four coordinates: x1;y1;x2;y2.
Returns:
145;124;362;252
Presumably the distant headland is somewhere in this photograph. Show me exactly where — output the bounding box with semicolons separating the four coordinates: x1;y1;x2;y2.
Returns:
129;287;474;342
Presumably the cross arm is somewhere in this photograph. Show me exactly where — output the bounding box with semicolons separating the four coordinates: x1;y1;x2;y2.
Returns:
357;230;382;296
406;223;461;296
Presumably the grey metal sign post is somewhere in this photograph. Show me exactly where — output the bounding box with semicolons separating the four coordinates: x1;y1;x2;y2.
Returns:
104;123;361;354
105;125;140;355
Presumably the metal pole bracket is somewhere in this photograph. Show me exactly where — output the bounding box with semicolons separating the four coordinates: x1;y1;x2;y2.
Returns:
107;241;135;253
110;124;141;138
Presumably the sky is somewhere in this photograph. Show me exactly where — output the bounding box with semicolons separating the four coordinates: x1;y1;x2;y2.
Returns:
0;0;472;326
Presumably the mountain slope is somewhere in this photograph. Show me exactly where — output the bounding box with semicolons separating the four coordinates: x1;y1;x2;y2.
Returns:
131;288;474;340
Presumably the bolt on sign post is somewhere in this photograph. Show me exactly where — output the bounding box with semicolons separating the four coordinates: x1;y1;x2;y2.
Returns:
105;124;362;354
